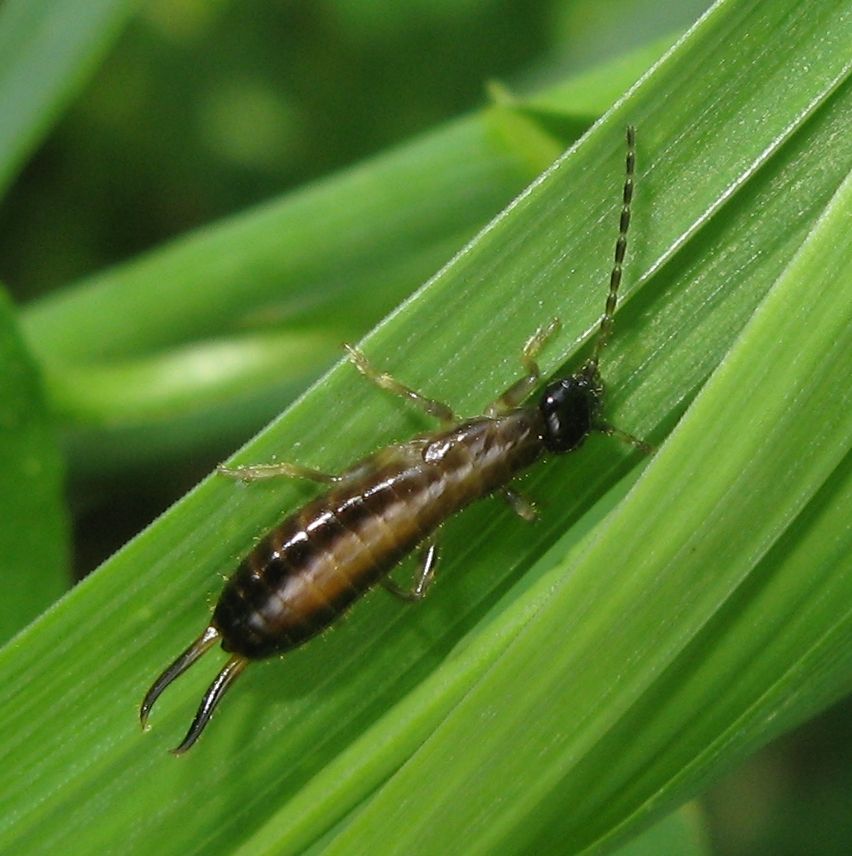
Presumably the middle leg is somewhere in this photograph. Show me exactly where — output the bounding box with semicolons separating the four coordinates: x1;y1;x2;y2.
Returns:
345;344;457;426
500;486;538;522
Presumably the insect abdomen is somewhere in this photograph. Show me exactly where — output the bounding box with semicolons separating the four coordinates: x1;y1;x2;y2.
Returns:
213;411;544;658
141;126;640;755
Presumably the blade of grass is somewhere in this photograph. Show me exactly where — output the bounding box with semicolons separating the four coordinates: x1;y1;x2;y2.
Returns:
0;0;140;198
0;288;68;640
0;0;849;853
610;803;711;856
319;161;852;856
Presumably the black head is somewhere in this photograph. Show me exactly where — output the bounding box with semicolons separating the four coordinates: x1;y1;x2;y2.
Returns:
538;364;603;453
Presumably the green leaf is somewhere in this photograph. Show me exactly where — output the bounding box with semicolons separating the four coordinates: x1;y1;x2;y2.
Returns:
611;804;711;856
0;288;68;641
0;0;140;198
0;0;849;854
318;150;852;856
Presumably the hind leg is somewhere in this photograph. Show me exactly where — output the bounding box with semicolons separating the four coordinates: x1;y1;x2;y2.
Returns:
382;539;440;602
216;461;342;484
500;487;538;522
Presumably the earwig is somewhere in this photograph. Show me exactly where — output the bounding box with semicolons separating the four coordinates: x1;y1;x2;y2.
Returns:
141;126;650;753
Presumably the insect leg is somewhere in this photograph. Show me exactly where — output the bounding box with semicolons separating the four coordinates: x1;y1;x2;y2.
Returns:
595;422;654;454
486;318;561;416
217;461;341;484
345;344;457;426
501;487;538;522
382;538;440;601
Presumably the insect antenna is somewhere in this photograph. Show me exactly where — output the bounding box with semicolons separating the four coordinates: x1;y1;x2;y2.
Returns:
140;624;220;729
588;125;636;371
171;655;248;755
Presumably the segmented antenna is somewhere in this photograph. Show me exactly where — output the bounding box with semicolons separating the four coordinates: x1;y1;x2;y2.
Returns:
589;125;635;369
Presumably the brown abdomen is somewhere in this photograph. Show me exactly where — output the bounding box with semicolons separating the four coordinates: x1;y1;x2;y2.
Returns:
213;410;544;658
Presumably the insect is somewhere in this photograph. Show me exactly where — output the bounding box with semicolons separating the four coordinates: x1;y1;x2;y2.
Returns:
141;126;649;753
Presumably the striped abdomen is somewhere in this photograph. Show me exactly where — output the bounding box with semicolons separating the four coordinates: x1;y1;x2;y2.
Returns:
213;408;545;658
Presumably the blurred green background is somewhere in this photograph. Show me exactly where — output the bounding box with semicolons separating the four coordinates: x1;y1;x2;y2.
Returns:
0;1;848;853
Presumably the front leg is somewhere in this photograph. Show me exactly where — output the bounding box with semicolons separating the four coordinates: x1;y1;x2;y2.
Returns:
486;318;561;416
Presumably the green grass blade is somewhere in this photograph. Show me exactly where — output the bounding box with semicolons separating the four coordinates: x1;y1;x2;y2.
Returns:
0;288;68;640
320;161;852;856
0;0;139;198
611;804;711;856
0;0;849;853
